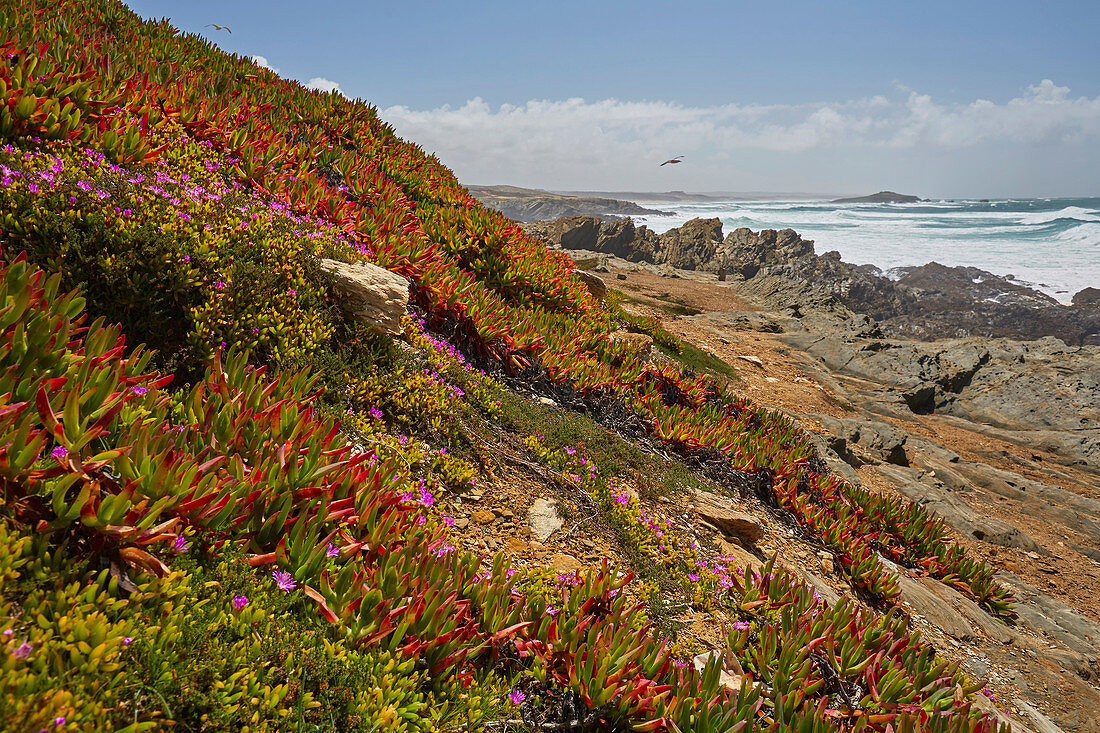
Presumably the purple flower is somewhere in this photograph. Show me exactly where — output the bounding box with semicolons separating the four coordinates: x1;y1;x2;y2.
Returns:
287;288;296;296
368;407;383;419
123;637;133;645
418;488;435;507
182;255;191;262
508;690;526;705
214;281;225;290
687;573;699;582
326;543;339;557
731;621;750;631
232;594;248;610
13;641;32;659
172;536;188;554
50;445;68;461
272;569;297;592
54;717;65;726
563;446;576;455
443;516;455;527
132;385;148;395
613;492;629;506
1;629;10;637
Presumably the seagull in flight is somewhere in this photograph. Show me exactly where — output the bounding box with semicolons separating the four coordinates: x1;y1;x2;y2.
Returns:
205;23;231;33
659;155;684;166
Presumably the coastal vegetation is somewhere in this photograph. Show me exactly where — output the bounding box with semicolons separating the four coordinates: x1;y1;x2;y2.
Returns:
0;1;1014;730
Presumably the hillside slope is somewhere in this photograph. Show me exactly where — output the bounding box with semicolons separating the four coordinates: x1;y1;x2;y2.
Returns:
0;2;1035;731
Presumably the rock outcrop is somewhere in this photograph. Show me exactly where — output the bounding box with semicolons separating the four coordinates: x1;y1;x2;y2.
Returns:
319;258;409;335
529;215;1100;345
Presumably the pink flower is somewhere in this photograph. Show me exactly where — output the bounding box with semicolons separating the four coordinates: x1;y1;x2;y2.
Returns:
326;543;339;557
613;492;629;505
368;407;382;419
172;536;188;554
132;385;148;395
232;594;248;610
272;569;297;592
123;637;133;645
418;488;435;507
50;445;68;461
13;641;32;659
508;690;526;705
687;573;699;582
443;516;455;527
731;621;750;631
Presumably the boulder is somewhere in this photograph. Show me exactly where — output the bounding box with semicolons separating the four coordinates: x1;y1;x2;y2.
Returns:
574;270;607;300
695;490;765;544
693;650;744;691
528;498;563;541
608;331;654;361
320;258;409;335
550;553;584;575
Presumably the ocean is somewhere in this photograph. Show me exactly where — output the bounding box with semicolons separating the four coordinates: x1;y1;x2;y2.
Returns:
632;197;1100;304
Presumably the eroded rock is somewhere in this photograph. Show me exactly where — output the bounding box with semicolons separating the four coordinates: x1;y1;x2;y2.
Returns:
320;258;409;335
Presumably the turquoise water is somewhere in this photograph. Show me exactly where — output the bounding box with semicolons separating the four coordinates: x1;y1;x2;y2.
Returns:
635;198;1100;303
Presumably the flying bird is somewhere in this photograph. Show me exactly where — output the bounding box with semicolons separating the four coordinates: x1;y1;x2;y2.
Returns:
205;23;231;33
659;155;684;166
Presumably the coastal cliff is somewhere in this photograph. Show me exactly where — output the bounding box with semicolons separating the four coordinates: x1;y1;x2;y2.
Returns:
467;184;674;221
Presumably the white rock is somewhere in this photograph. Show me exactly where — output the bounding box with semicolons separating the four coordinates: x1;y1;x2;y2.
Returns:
320;258;409;335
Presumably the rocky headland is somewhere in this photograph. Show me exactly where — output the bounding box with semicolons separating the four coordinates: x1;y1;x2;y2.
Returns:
467;184;674;221
832;190;924;204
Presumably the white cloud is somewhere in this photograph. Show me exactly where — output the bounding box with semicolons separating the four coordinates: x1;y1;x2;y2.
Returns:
379;81;1100;192
251;55;278;73
304;77;342;94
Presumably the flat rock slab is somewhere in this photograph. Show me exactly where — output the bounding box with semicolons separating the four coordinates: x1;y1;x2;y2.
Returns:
550;553;584;575
695;490;764;544
528;498;563;541
1014;699;1068;733
915;577;1014;644
895;573;977;641
320;258;409;335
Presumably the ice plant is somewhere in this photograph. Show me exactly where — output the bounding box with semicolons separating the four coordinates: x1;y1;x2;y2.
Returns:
271;570;297;592
232;595;248;610
508;690;526;705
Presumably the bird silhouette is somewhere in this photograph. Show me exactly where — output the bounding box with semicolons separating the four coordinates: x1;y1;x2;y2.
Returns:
205;23;231;33
659;155;684;166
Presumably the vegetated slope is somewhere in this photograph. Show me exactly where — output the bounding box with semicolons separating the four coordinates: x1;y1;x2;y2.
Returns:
0;2;1014;731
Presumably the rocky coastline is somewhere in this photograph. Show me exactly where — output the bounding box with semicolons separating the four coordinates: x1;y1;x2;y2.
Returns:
523;215;1100;345
550;237;1100;730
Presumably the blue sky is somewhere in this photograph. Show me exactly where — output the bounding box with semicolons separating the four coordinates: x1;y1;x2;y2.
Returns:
130;1;1100;197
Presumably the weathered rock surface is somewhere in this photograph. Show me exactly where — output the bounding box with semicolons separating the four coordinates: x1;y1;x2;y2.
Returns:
528;498;563;542
574;269;607;300
812;414;909;465
320;258;409;335
608;331;654;361
695;490;765;544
